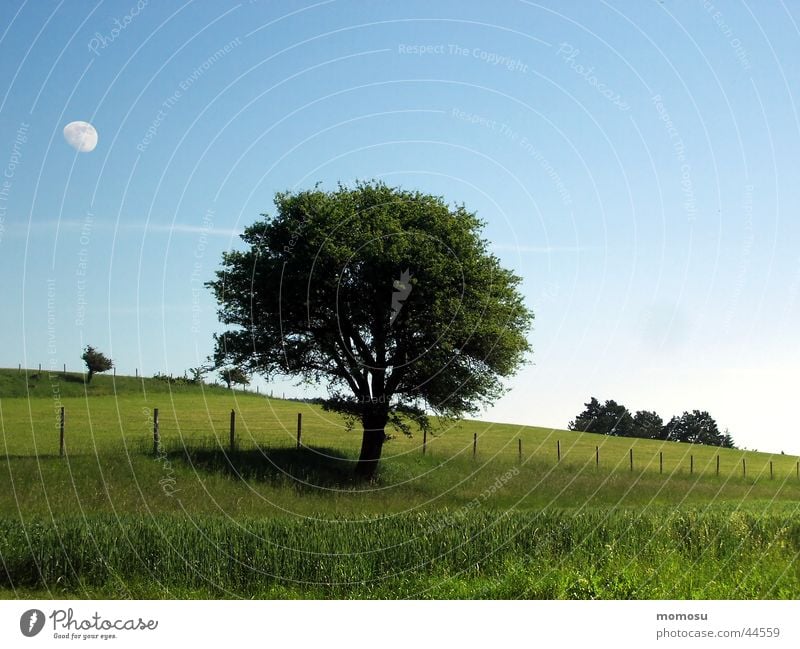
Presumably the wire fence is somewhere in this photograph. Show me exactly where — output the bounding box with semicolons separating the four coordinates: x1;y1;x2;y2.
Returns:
10;404;796;484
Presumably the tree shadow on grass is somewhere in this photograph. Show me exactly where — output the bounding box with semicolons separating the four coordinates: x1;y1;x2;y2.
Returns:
168;445;365;491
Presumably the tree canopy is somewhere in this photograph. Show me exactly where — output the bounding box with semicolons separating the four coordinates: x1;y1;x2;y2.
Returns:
663;410;734;447
569;398;734;448
568;397;634;437
207;181;534;477
81;345;112;383
221;366;250;390
632;410;664;440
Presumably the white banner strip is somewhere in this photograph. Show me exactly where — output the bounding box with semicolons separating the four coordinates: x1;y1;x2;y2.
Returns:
0;600;797;648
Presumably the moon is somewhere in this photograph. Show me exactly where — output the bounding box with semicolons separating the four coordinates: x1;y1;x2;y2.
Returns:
63;121;98;153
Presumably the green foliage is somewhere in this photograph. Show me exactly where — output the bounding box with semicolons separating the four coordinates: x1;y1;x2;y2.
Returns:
569;397;634;436
721;430;736;449
571;398;735;448
187;366;209;384
1;509;798;599
665;410;730;447
151;371;206;386
81;345;112;383
633;410;664;440
207;181;534;474
220;366;249;389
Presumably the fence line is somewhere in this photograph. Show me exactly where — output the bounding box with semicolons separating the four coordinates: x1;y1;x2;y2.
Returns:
19;404;800;483
296;413;302;449
153;408;160;455
59;406;65;457
229;409;236;453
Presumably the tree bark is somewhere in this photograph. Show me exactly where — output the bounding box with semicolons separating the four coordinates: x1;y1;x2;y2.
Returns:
355;411;388;479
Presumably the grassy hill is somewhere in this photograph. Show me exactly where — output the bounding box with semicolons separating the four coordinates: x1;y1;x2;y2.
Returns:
1;367;797;488
1;367;799;599
0;366;238;398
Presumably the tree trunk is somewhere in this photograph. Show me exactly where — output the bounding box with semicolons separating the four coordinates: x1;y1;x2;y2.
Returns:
87;369;94;383
355;413;387;479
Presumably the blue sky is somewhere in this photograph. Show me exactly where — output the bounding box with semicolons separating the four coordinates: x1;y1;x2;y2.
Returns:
1;1;798;453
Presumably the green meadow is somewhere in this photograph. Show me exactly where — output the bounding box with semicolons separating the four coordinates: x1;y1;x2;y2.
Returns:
1;368;799;599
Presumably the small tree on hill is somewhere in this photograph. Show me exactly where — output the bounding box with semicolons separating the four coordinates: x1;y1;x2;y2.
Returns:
221;367;250;390
81;346;113;383
721;429;736;449
187;366;210;384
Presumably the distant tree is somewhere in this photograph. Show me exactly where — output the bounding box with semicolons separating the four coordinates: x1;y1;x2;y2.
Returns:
221;367;250;390
569;398;634;437
81;346;113;383
569;397;602;432
721;429;736;449
187;366;210;384
632;410;664;440
662;410;726;446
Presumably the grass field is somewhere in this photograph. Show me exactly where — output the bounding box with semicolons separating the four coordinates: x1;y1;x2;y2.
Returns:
1;367;799;599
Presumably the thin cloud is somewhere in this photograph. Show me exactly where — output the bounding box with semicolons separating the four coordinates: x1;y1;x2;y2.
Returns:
135;223;242;237
4;219;242;238
491;243;594;253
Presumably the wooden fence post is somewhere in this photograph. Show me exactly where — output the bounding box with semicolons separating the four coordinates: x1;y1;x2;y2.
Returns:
229;410;235;453
59;407;65;457
797;461;799;480
63;363;66;376
716;454;720;476
770;461;773;480
423;428;427;455
296;413;302;449
629;448;633;472
595;445;599;468
473;433;477;458
690;455;693;475
518;438;522;463
659;451;663;474
153;408;160;454
38;363;41;372
557;440;561;463
135;368;138;378
742;458;746;478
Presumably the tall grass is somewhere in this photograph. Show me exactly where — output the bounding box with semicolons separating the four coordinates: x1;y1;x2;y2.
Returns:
1;510;798;599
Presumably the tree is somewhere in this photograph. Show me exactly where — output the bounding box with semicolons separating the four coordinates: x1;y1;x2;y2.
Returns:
632;410;664;440
207;181;533;478
721;429;736;449
568;397;602;433
569;397;634;436
81;346;112;383
221;367;250;390
187;366;210;384
662;410;725;446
